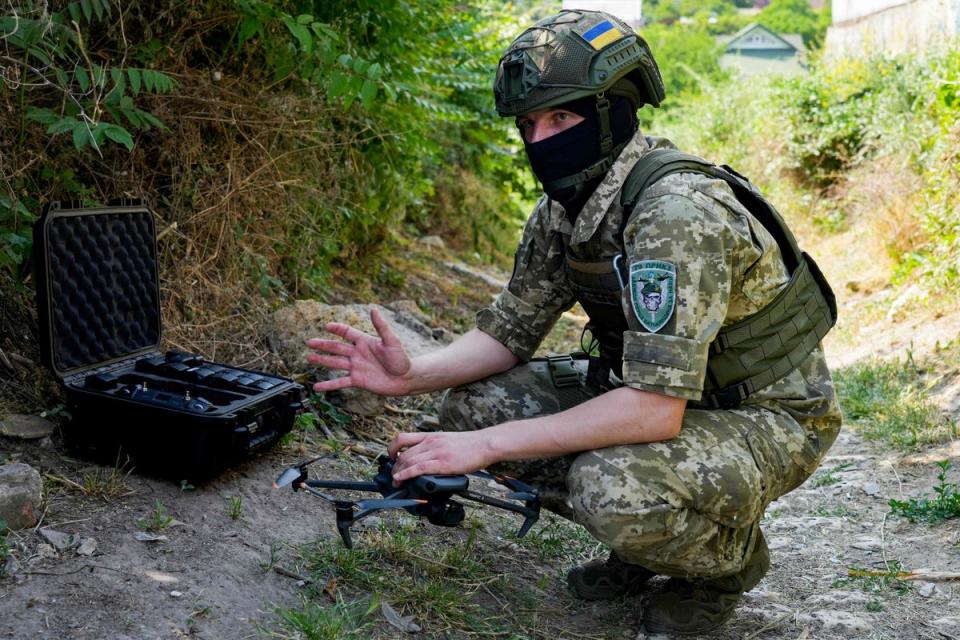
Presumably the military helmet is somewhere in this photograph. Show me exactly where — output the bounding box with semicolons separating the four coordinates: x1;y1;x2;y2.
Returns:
494;10;665;117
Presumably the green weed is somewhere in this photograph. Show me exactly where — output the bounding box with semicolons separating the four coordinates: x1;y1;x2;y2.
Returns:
810;463;852;488
832;561;913;597
275;595;376;640
136;499;174;532
228;496;243;521
811;504;858;518
834;356;957;450
889;460;960;524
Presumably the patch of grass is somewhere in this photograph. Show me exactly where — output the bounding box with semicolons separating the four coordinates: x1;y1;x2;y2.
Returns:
889;460;960;524
290;519;547;637
834;355;957;450
227;496;243;521
78;453;134;499
275;595;376;640
509;515;598;562
137;499;174;532
811;504;858;518
810;462;853;488
832;561;914;597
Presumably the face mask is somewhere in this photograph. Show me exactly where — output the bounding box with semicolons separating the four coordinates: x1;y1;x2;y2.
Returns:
522;95;638;208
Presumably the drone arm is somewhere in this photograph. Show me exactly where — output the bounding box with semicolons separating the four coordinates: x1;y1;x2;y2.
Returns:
305;479;381;492
459;489;541;538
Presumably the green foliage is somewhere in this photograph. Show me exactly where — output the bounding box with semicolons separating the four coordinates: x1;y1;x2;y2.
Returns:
758;0;826;48
833;355;957;450
137;499;174;532
642;22;730;112
889;460;960;524
276;595;375;640
228;495;243;520
0;1;176;278
809;462;852;488
832;561;914;598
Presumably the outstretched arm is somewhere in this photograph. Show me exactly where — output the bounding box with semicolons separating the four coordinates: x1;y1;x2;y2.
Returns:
307;309;519;397
388;386;686;483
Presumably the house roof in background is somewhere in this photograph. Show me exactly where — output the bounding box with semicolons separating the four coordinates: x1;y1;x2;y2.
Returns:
721;22;805;54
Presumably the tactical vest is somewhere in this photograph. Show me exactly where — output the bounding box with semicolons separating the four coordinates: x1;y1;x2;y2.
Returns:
565;149;837;409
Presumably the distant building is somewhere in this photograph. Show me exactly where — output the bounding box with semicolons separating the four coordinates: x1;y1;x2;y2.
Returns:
719;23;806;76
560;0;643;28
826;0;960;56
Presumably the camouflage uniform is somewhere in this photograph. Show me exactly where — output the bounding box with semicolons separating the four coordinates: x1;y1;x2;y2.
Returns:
441;129;842;579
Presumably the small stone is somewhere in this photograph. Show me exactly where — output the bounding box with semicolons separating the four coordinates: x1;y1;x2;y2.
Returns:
850;536;881;551
918;582;948;598
36;543;57;560
0;414;56;440
76;538;97;556
418;235;446;249
170;590;184;598
862;482;882;497
931;617;960;634
355;516;383;530
4;554;20;576
40;528;80;551
0;463;43;529
767;537;792;551
133;531;168;542
800;610;872;633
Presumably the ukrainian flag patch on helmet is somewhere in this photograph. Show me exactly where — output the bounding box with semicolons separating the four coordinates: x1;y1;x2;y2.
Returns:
580;20;622;50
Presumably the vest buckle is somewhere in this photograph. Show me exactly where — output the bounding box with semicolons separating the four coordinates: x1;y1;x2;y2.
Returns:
704;381;751;410
547;355;581;388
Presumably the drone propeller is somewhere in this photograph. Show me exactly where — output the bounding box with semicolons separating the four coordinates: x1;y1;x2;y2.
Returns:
272;452;340;489
272;466;306;489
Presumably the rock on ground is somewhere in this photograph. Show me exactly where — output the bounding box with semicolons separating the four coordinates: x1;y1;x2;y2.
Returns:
0;414;56;440
0;463;43;529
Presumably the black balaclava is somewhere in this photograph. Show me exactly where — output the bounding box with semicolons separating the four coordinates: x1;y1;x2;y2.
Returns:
522;93;638;219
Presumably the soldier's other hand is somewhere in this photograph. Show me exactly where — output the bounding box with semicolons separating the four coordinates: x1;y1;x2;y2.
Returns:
388;431;495;486
306;308;413;396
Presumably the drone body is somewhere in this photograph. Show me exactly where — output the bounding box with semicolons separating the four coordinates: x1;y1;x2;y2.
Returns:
274;454;541;548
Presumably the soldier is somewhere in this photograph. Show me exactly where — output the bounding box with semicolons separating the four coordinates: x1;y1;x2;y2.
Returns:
307;9;842;635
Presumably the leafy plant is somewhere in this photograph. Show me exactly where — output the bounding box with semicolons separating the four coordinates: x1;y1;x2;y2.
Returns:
889;460;960;524
137;499;174;532
832;561;913;597
0;1;177;277
809;462;852;488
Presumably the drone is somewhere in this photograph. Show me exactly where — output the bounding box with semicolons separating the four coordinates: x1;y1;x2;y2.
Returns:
273;452;541;548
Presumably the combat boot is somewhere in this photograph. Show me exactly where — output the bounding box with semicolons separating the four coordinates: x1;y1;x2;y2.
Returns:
642;531;770;635
567;551;657;601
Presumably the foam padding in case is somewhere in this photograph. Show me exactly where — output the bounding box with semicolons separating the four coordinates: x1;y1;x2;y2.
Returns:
39;206;161;375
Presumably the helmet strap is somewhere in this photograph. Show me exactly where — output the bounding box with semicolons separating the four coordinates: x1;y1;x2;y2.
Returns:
596;92;613;155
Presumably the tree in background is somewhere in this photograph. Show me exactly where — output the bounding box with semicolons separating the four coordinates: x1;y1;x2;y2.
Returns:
758;0;831;47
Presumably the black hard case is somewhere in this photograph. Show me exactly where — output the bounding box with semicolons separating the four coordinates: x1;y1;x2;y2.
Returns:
34;201;304;482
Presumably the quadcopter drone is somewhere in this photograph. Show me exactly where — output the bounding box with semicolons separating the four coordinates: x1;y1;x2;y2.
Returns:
273;453;541;548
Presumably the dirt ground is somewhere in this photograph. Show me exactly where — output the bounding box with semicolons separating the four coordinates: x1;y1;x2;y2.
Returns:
1;244;959;640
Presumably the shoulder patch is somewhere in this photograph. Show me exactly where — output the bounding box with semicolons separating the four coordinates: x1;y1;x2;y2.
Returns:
629;260;676;333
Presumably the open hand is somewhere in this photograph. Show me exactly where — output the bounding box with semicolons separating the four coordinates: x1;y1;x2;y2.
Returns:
306;309;413;396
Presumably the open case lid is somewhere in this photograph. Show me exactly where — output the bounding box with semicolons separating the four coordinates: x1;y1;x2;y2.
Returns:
34;200;162;380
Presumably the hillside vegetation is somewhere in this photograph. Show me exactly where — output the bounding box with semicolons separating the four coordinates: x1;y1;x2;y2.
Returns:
0;0;534;413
